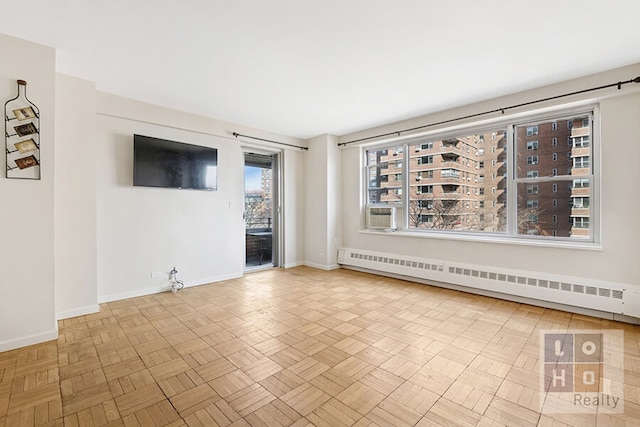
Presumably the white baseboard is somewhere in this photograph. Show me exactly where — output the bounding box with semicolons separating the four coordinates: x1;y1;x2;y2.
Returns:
56;304;100;321
184;273;242;288
0;329;58;353
98;272;243;303
304;261;340;271
283;261;304;268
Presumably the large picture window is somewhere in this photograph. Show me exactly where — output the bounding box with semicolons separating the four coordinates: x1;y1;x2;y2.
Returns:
364;110;595;243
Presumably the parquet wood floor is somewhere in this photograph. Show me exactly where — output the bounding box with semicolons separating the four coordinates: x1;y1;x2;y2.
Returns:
1;267;639;426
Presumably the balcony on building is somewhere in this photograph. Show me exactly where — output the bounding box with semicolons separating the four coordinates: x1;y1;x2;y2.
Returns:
441;184;460;194
440;168;462;183
571;187;590;197
441;152;460;165
571;126;590;138
571;208;590;217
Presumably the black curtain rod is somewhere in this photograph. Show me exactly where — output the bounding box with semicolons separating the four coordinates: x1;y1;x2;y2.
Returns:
232;132;308;150
338;76;640;147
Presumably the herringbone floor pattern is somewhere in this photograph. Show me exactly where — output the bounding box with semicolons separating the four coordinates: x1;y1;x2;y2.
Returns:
1;267;638;426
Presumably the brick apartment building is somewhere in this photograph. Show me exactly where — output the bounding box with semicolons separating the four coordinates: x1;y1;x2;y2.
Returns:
367;114;591;238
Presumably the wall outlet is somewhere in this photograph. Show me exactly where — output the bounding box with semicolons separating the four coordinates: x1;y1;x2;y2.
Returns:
151;271;163;279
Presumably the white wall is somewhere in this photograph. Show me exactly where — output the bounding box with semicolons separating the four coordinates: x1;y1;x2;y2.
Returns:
94;94;307;302
339;64;640;298
0;34;57;351
283;149;305;267
304;135;328;268
55;74;98;319
95;115;244;301
0;32;306;352
303;134;342;270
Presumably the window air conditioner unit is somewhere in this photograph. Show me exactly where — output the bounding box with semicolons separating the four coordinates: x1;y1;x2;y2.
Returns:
366;205;397;230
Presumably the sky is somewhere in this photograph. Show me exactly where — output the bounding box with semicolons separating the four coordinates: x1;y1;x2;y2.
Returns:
245;166;262;192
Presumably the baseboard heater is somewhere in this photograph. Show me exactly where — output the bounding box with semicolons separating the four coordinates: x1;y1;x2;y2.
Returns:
337;248;640;323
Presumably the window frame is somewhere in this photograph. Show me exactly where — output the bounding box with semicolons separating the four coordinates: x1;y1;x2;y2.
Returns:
361;105;599;247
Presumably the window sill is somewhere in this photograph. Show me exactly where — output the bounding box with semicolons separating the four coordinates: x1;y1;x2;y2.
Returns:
359;228;603;251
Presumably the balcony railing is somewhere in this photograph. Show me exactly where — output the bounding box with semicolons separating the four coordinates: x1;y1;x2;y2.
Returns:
440;170;460;179
246;216;272;230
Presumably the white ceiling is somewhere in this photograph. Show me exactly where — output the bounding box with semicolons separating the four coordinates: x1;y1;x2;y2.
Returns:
1;1;639;139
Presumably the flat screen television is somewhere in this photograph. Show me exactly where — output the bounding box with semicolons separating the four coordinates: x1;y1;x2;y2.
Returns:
133;134;217;191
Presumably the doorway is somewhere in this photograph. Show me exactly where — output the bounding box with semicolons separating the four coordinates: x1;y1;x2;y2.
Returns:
244;152;280;270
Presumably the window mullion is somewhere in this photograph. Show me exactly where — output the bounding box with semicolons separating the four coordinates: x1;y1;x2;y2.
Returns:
403;142;410;230
506;125;517;236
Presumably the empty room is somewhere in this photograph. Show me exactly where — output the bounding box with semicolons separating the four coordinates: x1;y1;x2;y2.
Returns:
1;1;639;426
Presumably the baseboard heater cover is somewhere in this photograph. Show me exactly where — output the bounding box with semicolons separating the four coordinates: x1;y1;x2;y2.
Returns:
337;248;639;319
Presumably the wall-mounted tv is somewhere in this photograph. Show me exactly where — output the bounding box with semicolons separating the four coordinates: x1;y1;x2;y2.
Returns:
133;134;218;191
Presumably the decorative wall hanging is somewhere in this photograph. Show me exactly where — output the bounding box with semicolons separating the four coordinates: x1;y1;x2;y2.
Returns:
5;79;40;179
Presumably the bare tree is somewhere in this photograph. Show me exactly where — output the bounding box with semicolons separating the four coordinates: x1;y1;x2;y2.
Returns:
408;188;467;230
245;191;271;229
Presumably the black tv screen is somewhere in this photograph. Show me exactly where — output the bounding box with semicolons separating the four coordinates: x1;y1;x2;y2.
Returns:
133;134;217;191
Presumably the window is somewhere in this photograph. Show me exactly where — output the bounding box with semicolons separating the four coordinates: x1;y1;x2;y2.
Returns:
573;217;589;228
365;146;403;204
573;156;590;168
418;214;433;223
364;111;596;242
418;200;433;209
417;155;433;165
572;197;590;208
441;169;460;179
573;179;589;188
572;136;590;148
515;113;592;238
